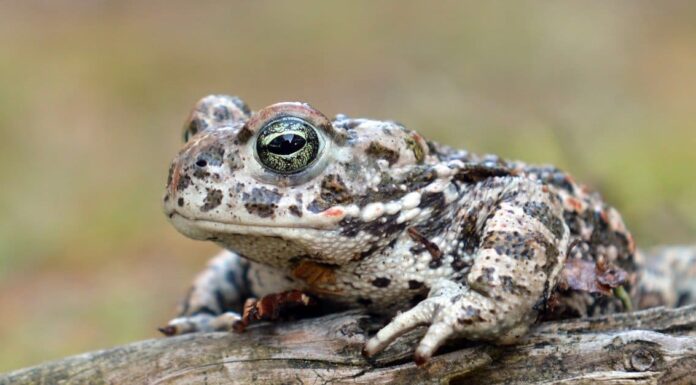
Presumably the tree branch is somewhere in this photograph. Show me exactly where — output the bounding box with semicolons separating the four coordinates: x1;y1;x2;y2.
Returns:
2;306;695;384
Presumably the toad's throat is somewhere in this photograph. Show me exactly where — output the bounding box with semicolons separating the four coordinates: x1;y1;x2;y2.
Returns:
169;212;363;266
213;233;314;267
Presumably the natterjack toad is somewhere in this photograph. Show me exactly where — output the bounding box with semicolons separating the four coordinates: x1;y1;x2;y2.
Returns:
162;95;696;364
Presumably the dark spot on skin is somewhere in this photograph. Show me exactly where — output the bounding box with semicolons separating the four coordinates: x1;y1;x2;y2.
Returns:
410;292;427;306
354;245;381;261
238;260;253;302
523;201;566;240
451;258;469;271
454;163;512;184
429;257;443;269
354;173;410;208
193;169;210;180
500;275;532;296
406;166;438;189
478;267;496;284
307;200;323;214
476;178;508;193
243;187;282;218
227;150;242;171
457;305;482;325
407;227;443;268
214;289;226;312
337;217;362;237
482;230;558;263
177;197;185;207
212;104;230;122
419;192;445;212
535;235;561;277
526;166;576;194
563;210;583;237
187;119;201;136
237;127;253;143
499;189;521;203
366;141;399;165
413;191;450;239
409;243;426;255
357;297;373;306
339;213;404;238
459;211;481;255
371;277;391;288
201;189;223;212
177;174;191;192
225;269;240;292
308;174;354;213
186;118;208;141
288;205;302;217
341;120;362;130
408;280;424;290
552;172;576;194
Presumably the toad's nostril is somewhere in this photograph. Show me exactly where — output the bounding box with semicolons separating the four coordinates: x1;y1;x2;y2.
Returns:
194;148;224;168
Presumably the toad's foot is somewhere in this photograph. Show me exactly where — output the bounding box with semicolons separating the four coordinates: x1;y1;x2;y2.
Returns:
159;312;241;336
363;280;531;365
232;290;316;332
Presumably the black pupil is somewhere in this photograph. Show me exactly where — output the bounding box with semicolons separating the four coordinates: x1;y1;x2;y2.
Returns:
267;133;306;155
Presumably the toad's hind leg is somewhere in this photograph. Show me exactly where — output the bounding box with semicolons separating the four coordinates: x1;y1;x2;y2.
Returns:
364;177;570;363
160;250;251;335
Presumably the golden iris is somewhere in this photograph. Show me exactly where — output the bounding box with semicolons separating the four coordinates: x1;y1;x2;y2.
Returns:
255;117;320;174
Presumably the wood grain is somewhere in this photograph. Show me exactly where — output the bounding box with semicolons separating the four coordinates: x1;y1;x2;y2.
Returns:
2;306;695;384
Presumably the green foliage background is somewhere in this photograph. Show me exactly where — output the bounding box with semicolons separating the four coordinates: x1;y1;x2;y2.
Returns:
1;1;694;372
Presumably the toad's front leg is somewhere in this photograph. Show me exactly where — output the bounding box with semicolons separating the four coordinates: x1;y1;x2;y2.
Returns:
162;250;305;335
160;250;252;335
364;177;570;364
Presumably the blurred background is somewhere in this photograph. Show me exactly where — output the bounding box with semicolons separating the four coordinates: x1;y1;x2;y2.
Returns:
1;0;695;372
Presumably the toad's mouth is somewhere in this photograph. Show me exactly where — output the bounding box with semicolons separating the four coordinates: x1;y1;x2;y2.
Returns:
167;211;337;240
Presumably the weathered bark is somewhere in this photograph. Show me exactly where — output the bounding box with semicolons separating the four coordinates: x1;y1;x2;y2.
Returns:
2;306;695;384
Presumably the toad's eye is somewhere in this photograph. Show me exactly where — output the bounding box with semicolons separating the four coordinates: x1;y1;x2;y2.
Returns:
255;117;320;174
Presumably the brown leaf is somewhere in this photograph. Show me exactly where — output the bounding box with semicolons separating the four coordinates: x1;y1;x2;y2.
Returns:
559;258;628;295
